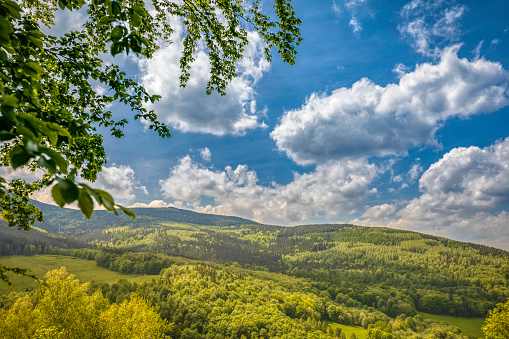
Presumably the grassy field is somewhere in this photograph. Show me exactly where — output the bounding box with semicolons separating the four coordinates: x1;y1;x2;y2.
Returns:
327;321;368;339
418;312;485;339
0;255;156;294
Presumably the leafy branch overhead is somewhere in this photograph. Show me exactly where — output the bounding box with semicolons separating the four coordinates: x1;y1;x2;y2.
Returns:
0;0;302;230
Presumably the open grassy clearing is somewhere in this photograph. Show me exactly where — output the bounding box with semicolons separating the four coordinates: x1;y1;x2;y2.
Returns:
418;312;485;338
0;255;155;294
327;321;368;339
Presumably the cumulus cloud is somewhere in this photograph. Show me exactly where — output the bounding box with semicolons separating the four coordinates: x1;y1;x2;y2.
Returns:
28;165;139;208
392;63;411;78
0;167;45;182
91;165;137;202
129;200;178;208
354;138;509;250
361;203;398;219
39;8;87;36
271;47;509;165
158;154;378;225
138;18;269;136
412;138;509;213
399;0;466;56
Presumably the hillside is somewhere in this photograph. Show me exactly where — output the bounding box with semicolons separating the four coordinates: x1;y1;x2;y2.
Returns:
1;202;508;338
30;200;260;232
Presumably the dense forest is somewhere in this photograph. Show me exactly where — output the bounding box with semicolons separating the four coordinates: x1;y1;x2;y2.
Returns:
1;202;508;338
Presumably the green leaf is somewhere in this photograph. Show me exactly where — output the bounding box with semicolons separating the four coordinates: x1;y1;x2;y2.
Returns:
0;95;19;108
96;189;116;212
16;125;35;139
25;61;44;74
132;5;146;17
130;11;142;27
80;183;100;202
117;204;136;220
111;1;121;16
99;16;117;25
47;130;58;145
111;25;124;43
37;156;57;174
26;35;43;49
10;146;31;169
78;189;94;219
2;0;22;19
0;17;13;46
51;184;66;207
39;146;68;174
110;42;122;56
0;131;15;141
46;122;71;137
56;178;79;203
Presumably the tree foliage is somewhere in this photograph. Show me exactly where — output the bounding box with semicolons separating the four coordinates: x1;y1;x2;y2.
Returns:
483;299;509;339
0;267;170;338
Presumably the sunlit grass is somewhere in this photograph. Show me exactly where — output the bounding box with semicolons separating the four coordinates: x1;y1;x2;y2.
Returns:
327;321;368;339
418;312;485;338
0;255;155;294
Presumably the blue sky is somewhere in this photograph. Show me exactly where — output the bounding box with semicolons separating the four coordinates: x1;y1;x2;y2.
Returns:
23;0;509;249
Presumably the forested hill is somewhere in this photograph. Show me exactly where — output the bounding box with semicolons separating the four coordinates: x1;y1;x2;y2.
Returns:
3;201;508;321
31;200;260;231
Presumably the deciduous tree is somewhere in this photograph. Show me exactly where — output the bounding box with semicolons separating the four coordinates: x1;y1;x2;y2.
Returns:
483;299;509;339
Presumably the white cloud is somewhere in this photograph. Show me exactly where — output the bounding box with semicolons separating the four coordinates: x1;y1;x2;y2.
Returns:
339;0;368;34
361;203;398;219
0;167;45;182
392;175;403;183
332;1;342;16
399;0;466;56
136;185;149;195
27;165;139;208
91;165;137;202
199;147;212;162
271;47;509;165
129;200;178;208
415;138;509;212
345;0;366;9
472;40;484;60
138;18;269;136
408;161;423;182
158;154;378;225
354;138;509;250
39;8;87;36
349;16;362;33
392;63;411;78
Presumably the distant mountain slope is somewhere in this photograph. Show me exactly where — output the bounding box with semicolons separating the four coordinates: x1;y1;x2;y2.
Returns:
31;200;260;234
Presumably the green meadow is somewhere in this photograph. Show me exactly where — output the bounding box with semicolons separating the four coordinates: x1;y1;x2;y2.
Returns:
0;255;155;294
418;312;486;339
327;321;368;339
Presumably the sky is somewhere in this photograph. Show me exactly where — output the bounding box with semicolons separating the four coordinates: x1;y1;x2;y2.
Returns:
13;0;509;249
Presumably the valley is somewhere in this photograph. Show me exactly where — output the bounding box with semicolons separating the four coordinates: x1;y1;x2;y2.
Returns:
1;202;508;338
